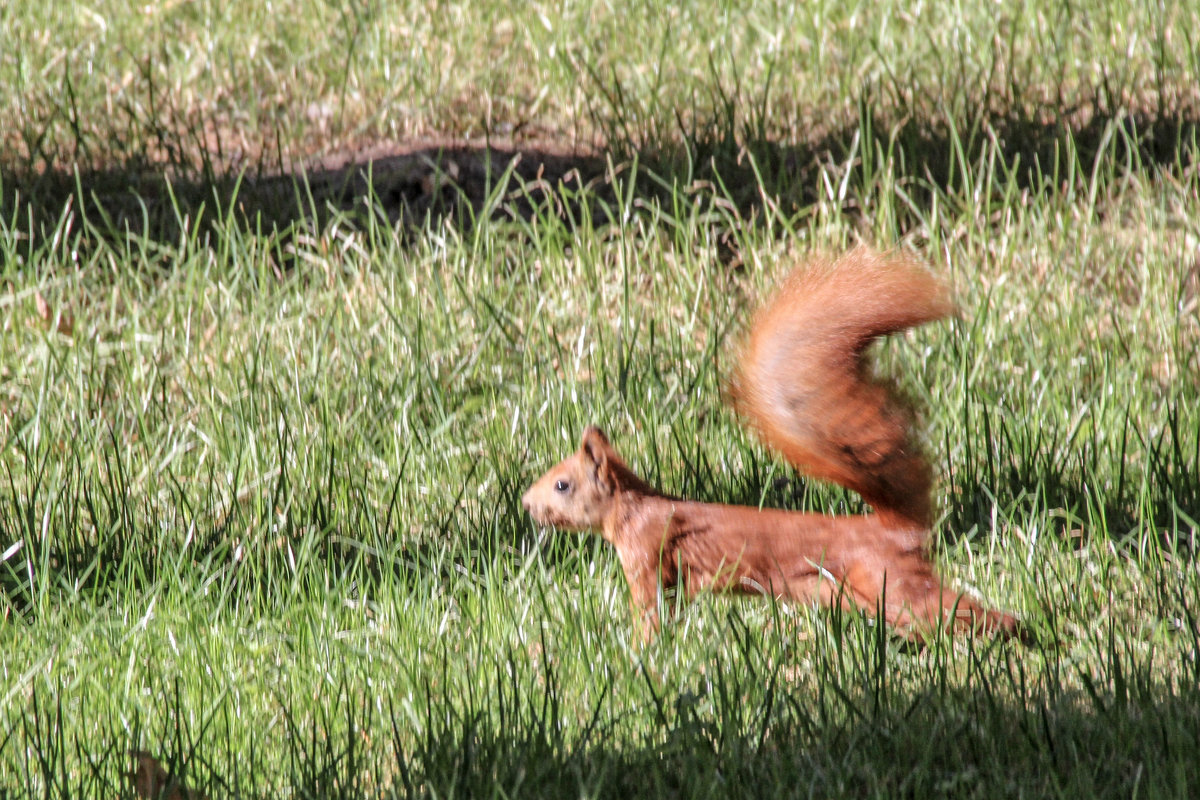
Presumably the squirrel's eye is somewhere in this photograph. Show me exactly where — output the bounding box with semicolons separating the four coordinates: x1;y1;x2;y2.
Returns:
554;479;569;493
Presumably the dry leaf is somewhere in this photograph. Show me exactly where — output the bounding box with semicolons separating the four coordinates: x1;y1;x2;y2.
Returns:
127;751;205;800
32;291;75;337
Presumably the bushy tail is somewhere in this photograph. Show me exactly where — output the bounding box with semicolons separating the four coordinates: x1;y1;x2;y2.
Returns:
733;247;953;529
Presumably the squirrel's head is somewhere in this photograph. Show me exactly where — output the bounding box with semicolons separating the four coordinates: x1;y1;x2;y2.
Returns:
522;425;620;532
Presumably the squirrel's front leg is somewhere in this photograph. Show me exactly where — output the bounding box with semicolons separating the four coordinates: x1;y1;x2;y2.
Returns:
628;596;660;644
622;565;665;644
614;540;674;643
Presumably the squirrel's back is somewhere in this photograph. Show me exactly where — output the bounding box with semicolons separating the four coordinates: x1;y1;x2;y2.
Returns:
733;246;953;529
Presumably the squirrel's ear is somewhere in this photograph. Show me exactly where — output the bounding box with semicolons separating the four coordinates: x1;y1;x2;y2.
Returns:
580;425;610;465
580;425;609;450
580;426;614;490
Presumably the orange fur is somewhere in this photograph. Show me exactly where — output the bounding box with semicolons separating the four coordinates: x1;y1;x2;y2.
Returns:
522;247;1021;641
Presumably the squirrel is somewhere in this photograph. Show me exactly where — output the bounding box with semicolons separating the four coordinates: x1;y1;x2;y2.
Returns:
521;246;1021;641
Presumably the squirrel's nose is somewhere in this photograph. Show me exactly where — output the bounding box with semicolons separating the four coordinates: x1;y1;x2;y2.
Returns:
520;492;532;512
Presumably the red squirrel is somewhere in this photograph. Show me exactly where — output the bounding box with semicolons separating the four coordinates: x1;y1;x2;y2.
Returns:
521;247;1021;641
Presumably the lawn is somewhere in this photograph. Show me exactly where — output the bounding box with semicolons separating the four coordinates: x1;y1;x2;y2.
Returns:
1;1;1198;798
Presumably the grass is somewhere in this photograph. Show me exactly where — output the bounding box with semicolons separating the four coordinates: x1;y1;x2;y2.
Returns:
2;0;1200;798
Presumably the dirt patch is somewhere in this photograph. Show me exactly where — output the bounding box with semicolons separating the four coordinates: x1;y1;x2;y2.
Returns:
270;137;610;228
0;132;617;249
4;97;1199;255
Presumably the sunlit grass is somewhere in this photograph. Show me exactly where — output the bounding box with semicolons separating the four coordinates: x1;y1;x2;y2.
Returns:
3;0;1197;170
1;0;1199;798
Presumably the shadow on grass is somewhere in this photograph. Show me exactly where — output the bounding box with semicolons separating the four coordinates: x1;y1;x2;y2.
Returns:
2;100;1198;261
380;674;1200;799
6;618;1200;800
